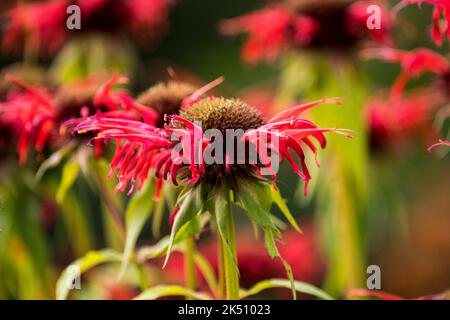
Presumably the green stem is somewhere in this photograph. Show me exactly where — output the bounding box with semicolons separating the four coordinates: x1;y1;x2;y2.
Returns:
185;235;197;297
222;193;240;300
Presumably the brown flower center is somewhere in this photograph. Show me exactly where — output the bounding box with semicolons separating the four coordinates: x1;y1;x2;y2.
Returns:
179;97;264;132
137;81;196;127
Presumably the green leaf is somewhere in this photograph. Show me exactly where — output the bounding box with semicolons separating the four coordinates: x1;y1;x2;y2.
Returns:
118;177;155;280
163;186;203;268
56;160;80;204
56;249;122;300
240;279;334;300
137;215;208;263
271;186;302;233
134;285;211;300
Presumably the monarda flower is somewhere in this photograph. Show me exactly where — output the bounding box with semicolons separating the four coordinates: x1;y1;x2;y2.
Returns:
2;0;172;56
0;76;57;164
366;90;444;149
73;94;350;298
221;0;391;62
393;0;450;46
0;75;153;164
364;47;450;94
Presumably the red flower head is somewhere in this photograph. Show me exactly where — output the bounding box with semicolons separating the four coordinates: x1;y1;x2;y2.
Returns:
0;75;57;165
221;0;392;62
220;6;317;63
2;0;173;56
364;47;450;94
0;74;155;164
2;0;67;56
73;95;350;195
393;0;450;45
366;89;444;149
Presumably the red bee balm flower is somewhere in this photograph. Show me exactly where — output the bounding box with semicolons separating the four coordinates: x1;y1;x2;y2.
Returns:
74;91;351;298
2;0;172;56
74;97;350;194
366;90;444;148
221;0;391;62
0;76;57;164
221;6;317;63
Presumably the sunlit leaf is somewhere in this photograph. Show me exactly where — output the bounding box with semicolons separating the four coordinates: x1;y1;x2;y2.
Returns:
240;279;334;300
134;285;211;300
194;252;218;295
56;249;122;300
271;186;302;233
56;159;80;204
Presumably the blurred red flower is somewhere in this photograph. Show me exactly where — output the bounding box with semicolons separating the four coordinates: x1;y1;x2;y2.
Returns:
366;89;444;149
2;0;172;56
220;6;317;63
221;1;392;63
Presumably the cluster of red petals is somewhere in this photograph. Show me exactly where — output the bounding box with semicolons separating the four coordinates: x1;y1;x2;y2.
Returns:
0;77;57;164
221;1;391;62
2;0;67;55
74;96;350;196
394;0;450;45
220;6;318;63
364;47;450;94
0;75;153;164
367;90;443;146
2;0;172;56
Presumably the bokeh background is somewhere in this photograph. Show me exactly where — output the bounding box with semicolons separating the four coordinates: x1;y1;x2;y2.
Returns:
0;0;449;300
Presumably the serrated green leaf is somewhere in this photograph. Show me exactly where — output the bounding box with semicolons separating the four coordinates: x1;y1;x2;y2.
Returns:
271;186;302;233
134;285;211;300
240;279;334;300
56;160;80;204
264;228;296;299
118;177;155;280
56;249;122;300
